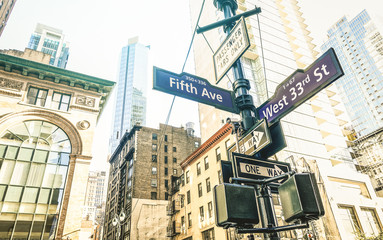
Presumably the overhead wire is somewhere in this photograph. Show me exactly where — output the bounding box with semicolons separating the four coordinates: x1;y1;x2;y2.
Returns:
130;0;208;217
156;0;207;156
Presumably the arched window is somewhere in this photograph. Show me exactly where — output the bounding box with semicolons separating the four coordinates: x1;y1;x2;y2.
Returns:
0;120;71;239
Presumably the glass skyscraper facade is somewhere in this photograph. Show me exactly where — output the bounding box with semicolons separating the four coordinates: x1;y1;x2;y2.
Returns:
27;23;70;69
321;10;383;137
110;37;149;152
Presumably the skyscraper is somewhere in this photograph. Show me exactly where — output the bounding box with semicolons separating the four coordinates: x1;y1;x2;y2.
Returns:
27;23;70;68
321;10;383;137
110;37;149;152
190;0;351;164
0;0;17;37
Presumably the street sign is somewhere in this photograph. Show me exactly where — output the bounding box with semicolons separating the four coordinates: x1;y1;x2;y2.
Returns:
228;118;271;156
257;48;344;124
231;152;291;182
153;66;239;114
213;17;250;84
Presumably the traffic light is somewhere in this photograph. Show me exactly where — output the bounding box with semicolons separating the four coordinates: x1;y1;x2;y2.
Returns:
278;173;325;223
213;183;259;227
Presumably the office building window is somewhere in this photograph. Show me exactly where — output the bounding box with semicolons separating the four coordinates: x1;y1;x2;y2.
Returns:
225;139;231;150
216;147;221;161
181;174;185;186
188;212;192;228
218;170;223;184
152;133;157;140
165;179;169;189
197;162;201;176
204;156;209;170
152;144;157;151
181;216;185;229
198;183;203;197
338;205;362;238
206;178;211;192
187;190;191;204
208;201;213;218
151;167;157;175
151;192;157;200
164;145;168;152
173;169;177;175
181;196;184;208
173;147;177;152
165;167;168;176
164;135;168;142
164;156;168;164
51;92;71;111
27;87;48;107
152;155;157;162
360;208;382;236
200;206;204;221
202;228;215;240
186;170;190;184
173;157;177;163
151;179;157;187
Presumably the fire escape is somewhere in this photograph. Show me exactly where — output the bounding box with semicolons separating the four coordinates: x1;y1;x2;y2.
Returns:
166;176;182;238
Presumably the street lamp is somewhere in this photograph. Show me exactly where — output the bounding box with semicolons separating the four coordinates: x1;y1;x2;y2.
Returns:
112;210;126;239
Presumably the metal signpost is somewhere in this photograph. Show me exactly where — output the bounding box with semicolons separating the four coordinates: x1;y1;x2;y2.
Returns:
213;17;250;84
257;48;344;124
153;66;239;114
153;0;344;238
228;118;271;155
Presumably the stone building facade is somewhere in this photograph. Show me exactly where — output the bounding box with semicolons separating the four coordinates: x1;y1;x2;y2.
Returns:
104;124;201;240
0;50;114;239
168;123;383;240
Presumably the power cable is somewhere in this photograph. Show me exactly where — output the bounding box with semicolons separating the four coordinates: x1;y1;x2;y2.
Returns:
256;13;269;99
131;0;208;217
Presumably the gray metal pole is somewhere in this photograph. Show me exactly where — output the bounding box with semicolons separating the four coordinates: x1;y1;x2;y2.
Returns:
213;0;256;131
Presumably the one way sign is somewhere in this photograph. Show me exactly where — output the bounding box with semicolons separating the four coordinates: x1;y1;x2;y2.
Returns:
232;152;291;182
229;118;271;156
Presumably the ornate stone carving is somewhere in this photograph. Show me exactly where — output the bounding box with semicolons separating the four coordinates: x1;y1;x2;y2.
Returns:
75;95;95;107
0;77;23;91
77;120;90;130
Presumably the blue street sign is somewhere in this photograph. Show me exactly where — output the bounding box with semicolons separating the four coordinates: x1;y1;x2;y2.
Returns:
153;66;239;114
257;48;344;124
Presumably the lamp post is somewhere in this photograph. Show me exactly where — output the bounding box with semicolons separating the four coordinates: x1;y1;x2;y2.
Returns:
112;210;126;240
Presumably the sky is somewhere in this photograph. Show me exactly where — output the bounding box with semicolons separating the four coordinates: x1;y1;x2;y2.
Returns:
0;0;382;170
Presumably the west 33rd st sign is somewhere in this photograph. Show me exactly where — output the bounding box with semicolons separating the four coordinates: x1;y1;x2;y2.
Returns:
257;48;344;124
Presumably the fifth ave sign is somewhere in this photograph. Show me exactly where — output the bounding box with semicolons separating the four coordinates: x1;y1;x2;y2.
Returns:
257;48;344;124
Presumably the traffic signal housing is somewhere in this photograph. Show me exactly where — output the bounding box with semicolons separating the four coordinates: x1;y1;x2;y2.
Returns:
278;173;325;223
213;183;259;227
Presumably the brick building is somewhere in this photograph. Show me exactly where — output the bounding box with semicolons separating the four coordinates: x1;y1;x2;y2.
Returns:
0;49;114;239
104;124;200;240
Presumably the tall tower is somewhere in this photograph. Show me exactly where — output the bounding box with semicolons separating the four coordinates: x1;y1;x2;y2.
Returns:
27;23;70;68
0;0;17;37
190;0;351;164
110;37;150;152
321;10;383;137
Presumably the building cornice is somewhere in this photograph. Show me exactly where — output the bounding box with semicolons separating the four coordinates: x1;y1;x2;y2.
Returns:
181;123;232;169
0;52;115;115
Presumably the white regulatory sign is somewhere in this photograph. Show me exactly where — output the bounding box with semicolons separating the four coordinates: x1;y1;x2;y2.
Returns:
213;17;250;84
